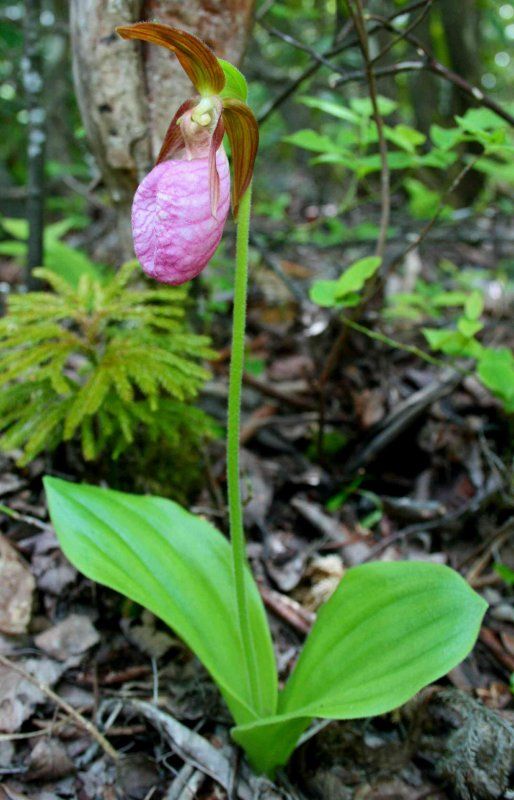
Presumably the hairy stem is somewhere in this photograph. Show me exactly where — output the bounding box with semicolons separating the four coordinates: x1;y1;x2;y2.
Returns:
227;183;260;710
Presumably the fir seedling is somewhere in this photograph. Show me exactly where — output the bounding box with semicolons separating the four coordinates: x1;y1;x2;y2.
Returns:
0;262;215;464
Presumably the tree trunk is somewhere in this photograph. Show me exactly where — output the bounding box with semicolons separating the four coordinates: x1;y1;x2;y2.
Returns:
439;0;481;117
70;0;255;258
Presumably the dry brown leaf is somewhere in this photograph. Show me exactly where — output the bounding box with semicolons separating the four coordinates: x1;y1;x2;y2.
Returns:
295;554;344;612
121;611;175;659
25;738;75;782
0;657;64;733
0;786;31;800
353;388;386;429
35;614;99;661
0;535;35;635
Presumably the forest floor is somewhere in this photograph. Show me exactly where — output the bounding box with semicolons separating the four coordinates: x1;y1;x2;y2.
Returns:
0;207;513;800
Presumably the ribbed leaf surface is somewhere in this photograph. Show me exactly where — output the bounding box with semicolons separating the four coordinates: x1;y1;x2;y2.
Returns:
234;561;486;774
44;477;277;724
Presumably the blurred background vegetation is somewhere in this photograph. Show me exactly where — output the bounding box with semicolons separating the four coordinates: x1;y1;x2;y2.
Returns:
0;0;513;492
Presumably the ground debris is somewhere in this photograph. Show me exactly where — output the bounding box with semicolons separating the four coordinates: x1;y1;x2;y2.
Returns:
0;657;65;733
409;689;514;800
0;536;35;635
24;738;75;782
116;753;161;799
34;614;99;662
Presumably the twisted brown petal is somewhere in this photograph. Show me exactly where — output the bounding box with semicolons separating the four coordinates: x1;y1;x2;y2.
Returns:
209;115;226;217
221;98;259;217
116;23;225;96
155;98;197;165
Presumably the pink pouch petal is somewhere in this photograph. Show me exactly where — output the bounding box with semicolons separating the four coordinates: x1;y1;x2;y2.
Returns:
132;147;230;285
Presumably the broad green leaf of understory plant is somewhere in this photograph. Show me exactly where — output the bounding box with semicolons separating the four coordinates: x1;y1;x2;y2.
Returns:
0;215;105;286
233;561;486;774
477;348;514;413
44;477;277;724
310;256;381;307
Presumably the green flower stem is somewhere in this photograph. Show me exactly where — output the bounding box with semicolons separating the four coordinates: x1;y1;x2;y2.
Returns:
227;182;260;710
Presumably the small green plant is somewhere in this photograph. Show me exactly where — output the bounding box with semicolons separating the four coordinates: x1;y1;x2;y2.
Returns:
494;563;514;586
284;101;513;222
310;255;382;307
423;290;514;414
311;258;514;416
44;27;486;777
0;262;215;464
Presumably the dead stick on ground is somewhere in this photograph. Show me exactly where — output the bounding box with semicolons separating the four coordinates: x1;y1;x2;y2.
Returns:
0;653;118;761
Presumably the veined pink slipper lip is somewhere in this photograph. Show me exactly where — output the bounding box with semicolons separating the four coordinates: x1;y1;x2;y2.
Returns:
132;147;231;285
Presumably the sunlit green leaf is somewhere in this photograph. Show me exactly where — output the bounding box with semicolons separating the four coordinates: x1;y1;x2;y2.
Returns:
283;129;337;153
298;95;360;123
430;124;463;151
350;95;398;117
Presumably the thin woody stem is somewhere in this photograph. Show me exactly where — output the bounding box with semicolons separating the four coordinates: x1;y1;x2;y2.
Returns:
227;183;260;711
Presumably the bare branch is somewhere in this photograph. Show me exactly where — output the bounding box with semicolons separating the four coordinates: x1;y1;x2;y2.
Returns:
0;654;118;762
370;0;434;65
257;0;435;125
366;13;514;127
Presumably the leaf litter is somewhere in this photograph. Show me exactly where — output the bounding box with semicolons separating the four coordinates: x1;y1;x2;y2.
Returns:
0;224;512;799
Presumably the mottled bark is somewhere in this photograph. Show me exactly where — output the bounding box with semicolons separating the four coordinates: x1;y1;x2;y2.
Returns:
24;0;46;287
70;0;255;257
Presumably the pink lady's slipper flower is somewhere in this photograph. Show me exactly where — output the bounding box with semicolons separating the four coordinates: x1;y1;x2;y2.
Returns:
116;23;258;285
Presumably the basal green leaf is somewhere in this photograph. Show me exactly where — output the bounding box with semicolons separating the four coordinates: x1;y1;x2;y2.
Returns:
232;713;311;776
280;562;486;720
235;562;485;776
44;478;277;724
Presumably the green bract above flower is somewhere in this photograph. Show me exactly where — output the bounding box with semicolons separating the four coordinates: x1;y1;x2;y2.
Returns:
116;22;258;216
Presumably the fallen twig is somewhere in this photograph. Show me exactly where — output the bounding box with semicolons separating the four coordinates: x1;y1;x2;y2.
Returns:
258;583;315;635
0;654;118;762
